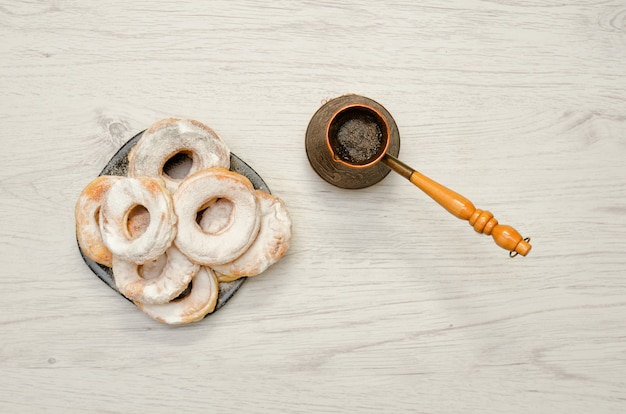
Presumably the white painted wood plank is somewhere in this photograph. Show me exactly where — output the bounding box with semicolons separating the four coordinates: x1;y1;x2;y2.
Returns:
1;0;625;413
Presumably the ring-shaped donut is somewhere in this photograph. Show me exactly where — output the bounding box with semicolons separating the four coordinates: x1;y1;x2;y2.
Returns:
211;190;292;281
100;176;177;264
135;266;219;325
112;246;199;305
128;118;230;193
172;168;260;266
173;167;260;266
75;175;122;267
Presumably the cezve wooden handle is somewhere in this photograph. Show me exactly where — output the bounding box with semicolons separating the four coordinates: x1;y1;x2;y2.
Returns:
382;154;531;257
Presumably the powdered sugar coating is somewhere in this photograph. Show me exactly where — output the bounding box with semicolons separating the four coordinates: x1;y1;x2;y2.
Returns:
173;167;260;266
135;266;219;325
212;190;292;281
112;246;199;305
128;118;230;193
100;176;177;264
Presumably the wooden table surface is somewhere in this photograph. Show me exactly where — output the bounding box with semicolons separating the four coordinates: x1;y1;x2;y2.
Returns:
2;1;625;412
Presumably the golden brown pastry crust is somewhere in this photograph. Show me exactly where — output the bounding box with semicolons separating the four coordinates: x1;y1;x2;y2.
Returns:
75;176;122;267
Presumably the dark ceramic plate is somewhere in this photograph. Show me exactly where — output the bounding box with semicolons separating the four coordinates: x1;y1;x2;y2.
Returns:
78;130;270;314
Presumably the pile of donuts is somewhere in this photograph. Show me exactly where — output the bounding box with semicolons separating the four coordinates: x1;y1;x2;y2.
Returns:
75;118;292;325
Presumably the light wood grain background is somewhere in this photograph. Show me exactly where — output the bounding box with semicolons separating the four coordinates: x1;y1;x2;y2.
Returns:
1;0;625;412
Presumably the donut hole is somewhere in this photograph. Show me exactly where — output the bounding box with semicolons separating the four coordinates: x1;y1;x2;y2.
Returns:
94;206;101;226
125;204;150;239
163;151;193;180
138;253;167;280
172;281;193;301
196;198;235;235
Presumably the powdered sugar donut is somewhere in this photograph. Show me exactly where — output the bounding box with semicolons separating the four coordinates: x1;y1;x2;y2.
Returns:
100;176;177;264
128;118;230;193
75;175;122;267
135;266;219;324
211;190;292;281
112;246;199;305
173;167;260;266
